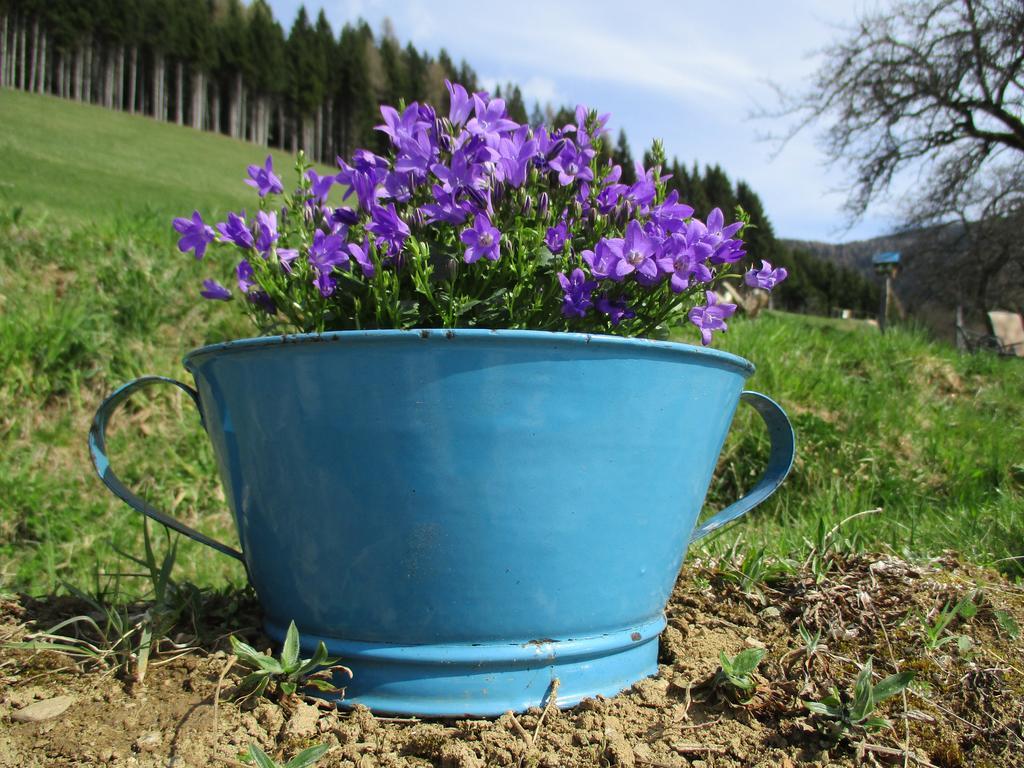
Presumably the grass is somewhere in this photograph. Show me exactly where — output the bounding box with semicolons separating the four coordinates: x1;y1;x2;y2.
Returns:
0;89;1022;596
0;87;332;224
703;312;1024;575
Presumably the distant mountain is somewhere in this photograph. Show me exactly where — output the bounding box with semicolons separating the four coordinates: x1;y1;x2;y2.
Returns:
783;224;1023;344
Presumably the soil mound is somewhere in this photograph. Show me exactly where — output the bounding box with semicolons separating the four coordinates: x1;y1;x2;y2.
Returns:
2;554;1022;767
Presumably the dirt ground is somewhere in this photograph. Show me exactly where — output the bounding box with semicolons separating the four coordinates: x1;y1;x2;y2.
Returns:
2;553;1022;768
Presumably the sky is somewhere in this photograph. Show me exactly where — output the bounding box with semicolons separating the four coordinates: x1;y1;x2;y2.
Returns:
267;0;903;243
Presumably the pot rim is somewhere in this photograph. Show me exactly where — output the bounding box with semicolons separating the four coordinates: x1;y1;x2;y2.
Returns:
182;328;756;376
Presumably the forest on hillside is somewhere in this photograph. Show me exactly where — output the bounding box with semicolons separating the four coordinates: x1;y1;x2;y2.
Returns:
0;0;879;316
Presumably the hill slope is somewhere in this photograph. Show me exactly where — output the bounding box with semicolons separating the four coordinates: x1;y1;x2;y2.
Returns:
0;88;331;222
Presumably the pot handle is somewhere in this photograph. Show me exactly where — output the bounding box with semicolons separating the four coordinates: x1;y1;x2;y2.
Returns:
88;376;246;563
689;391;795;543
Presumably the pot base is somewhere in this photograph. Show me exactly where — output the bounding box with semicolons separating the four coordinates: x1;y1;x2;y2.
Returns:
265;616;666;717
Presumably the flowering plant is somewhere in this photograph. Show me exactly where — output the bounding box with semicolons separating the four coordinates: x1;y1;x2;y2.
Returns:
174;82;787;345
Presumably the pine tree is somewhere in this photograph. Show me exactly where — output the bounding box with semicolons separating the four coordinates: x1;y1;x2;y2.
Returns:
734;181;778;267
702;163;736;213
505;84;528;124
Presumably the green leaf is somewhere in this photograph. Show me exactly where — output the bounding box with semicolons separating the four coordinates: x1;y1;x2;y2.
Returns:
872;671;914;702
861;716;892;732
995;610;1020;640
957;596;978;620
247;744;280;768
231;636;284;674
802;700;836;716
230;635;264;662
280;681;297;696
729;647;766;676
850;659;875;721
233;672;271;702
531;245;555;266
285;744;330;768
282;621;301;671
302;678;342;693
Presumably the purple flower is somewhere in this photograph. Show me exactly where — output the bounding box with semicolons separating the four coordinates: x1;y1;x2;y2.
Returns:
217;212;255;249
460;213;501;263
657;228;714;293
378;103;438;181
173;211;215;260
330;206;359;227
255;210;278;256
497;126;539;188
650;190;694;234
624;165;658;211
446;81;473;125
277;248;299;273
308;230;349;275
336;151;389;211
245;155;283;197
582;239;619;280
314;270;337;297
609;220;659;281
699;208;746;264
377;103;423;146
545;221;568;254
366;204;411;257
347;240;376;278
431;140;492;193
596;181;626;214
688;290;737;346
596;295;635;326
306;170;335;203
548;141;595;187
466;93;519;145
383;170;416;203
236;258;256;293
200;278;231;301
306;230;349;297
420;185;472;225
558;268;597;318
247;290;277;314
744;260;788;290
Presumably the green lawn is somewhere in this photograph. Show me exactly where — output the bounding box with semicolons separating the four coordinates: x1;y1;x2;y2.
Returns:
1;90;1021;597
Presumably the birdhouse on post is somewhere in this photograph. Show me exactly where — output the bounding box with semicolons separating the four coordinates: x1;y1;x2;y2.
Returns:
872;251;901;333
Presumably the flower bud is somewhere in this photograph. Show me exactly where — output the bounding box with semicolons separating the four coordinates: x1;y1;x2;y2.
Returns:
418;103;436;123
545;139;567;162
492;181;506;207
538;192;550;220
461;186;488;210
521;195;533;217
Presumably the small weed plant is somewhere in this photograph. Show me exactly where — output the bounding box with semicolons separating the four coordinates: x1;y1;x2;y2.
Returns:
230;620;351;703
3;523;200;682
244;743;329;768
720;543;789;601
918;592;979;652
710;647;766;703
994;609;1020;640
803;657;914;742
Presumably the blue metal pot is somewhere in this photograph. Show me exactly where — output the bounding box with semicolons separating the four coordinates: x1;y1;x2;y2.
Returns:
89;329;794;716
